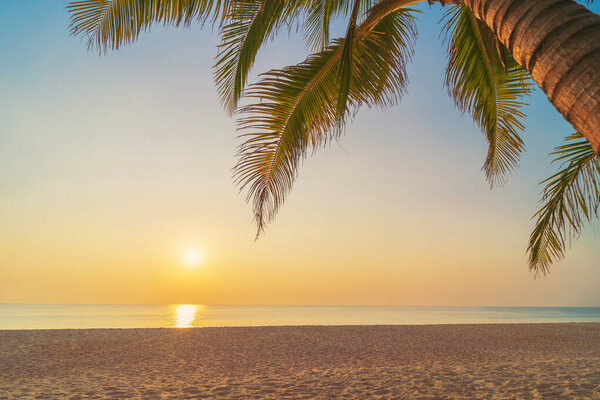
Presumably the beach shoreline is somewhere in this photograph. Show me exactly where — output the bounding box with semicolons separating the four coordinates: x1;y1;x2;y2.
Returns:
1;320;599;331
1;323;599;399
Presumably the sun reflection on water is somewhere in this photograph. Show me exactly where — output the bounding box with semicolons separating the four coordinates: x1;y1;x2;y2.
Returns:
174;304;198;328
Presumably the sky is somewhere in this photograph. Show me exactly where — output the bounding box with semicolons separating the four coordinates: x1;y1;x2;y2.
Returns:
1;1;599;306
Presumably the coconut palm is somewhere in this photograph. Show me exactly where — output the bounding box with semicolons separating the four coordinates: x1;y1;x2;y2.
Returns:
68;0;600;273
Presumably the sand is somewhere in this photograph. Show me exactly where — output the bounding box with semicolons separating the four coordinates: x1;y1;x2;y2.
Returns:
1;323;599;399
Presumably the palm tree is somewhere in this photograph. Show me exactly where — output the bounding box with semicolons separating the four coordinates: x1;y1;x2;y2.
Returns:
68;0;600;274
464;0;600;151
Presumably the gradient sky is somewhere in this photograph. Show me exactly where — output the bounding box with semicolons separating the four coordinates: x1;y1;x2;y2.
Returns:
1;1;599;306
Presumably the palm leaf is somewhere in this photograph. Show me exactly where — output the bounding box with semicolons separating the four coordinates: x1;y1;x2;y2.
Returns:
68;0;228;52
302;0;376;51
303;0;352;51
235;6;417;236
336;0;362;124
214;0;310;114
528;133;600;275
442;5;532;187
215;0;377;115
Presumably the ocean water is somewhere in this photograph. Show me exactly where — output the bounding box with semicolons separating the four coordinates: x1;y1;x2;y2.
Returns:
1;304;599;330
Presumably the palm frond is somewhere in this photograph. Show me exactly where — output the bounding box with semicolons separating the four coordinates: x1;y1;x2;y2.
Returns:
442;5;532;187
215;0;313;114
235;7;417;236
528;133;600;275
302;0;376;51
336;0;362;124
68;0;227;52
303;0;351;51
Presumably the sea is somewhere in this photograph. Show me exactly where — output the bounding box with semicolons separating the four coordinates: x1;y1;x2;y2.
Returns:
1;304;599;330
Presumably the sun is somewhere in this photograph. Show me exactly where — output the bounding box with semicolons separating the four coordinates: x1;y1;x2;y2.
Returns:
182;249;203;267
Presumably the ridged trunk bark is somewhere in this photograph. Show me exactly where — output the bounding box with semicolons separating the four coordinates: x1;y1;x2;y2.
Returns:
463;0;600;152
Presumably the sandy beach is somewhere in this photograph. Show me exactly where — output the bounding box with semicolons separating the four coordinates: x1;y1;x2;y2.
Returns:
1;323;599;399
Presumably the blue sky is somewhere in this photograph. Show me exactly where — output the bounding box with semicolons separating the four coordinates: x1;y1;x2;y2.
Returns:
1;1;599;306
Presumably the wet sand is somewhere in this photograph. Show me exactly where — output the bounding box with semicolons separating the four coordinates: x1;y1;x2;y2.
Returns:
1;323;599;399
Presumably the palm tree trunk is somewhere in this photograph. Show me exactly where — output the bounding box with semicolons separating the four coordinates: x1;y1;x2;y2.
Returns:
463;0;600;152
